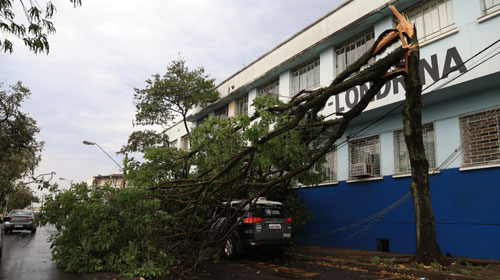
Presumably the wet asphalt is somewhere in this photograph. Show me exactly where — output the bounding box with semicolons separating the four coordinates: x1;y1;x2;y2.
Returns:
0;226;84;280
0;226;406;279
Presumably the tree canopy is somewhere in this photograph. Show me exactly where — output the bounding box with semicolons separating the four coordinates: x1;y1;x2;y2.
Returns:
121;58;219;153
0;0;81;54
0;82;44;203
6;184;39;211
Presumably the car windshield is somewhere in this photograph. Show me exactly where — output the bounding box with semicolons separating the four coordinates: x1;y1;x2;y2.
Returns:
253;204;287;218
9;210;33;216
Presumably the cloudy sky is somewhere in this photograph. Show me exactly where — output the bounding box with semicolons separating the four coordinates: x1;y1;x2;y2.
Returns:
2;0;343;188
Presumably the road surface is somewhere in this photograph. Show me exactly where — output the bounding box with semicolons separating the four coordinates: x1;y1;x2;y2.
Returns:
0;226;407;279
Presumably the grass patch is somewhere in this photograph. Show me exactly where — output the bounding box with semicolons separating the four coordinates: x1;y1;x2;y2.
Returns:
382;257;396;266
369;256;381;265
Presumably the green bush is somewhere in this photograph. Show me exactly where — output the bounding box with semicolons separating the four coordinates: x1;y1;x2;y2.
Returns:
38;183;174;277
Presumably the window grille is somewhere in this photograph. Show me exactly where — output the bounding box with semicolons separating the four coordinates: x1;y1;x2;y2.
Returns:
481;0;500;15
335;30;375;74
405;0;455;42
349;135;381;177
181;135;189;151
460;107;500;167
258;79;280;99
215;105;228;120
323;150;337;183
236;94;248;116
394;123;437;173
291;58;320;94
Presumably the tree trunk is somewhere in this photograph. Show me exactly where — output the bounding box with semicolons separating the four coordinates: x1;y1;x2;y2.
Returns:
403;35;447;265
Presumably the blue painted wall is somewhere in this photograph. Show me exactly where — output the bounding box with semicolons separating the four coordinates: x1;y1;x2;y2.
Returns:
295;167;500;260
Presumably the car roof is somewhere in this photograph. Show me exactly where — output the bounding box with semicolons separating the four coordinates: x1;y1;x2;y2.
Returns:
223;197;283;208
9;209;33;215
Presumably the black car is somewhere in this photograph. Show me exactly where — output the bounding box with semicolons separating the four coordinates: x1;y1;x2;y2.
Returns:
3;209;37;234
212;197;293;258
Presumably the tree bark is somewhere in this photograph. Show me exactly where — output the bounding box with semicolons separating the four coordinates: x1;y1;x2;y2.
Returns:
403;35;447;265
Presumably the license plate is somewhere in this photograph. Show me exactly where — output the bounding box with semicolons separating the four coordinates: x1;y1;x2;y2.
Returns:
14;225;23;228
269;224;281;230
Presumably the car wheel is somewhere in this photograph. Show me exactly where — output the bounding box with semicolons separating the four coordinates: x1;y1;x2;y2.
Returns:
224;237;237;259
31;228;36;234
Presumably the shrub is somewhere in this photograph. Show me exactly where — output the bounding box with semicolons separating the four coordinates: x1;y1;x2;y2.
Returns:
38;183;173;277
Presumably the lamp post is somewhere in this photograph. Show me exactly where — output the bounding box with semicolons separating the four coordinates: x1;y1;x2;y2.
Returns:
83;140;123;171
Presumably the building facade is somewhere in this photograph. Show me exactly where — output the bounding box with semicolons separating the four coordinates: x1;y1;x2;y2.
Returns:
90;174;127;188
172;0;500;260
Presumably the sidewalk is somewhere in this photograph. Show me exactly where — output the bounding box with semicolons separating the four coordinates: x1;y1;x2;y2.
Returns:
285;245;500;279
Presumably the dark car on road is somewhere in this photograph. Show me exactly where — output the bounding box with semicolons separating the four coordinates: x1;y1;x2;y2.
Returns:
212;197;293;258
3;209;37;234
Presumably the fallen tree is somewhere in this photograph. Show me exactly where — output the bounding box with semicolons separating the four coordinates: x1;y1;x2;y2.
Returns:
39;6;446;278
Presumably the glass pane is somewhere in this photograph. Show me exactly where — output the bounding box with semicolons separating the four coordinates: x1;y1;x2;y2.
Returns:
438;2;448;28
313;64;320;87
415;15;424;40
430;5;440;34
300;72;307;91
292;75;299;94
307;68;314;89
423;8;432;38
337;52;346;73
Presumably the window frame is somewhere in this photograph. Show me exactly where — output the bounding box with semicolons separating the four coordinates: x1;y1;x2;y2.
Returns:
459;107;500;168
348;135;381;178
290;58;320;95
322;149;337;183
480;0;500;16
257;79;280;99
214;105;228;120
235;94;248;117
335;29;375;74
404;0;455;43
393;122;437;174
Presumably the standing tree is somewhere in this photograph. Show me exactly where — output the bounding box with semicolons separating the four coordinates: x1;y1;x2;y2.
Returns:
0;82;44;211
0;0;81;54
403;32;446;264
6;184;39;211
121;57;219;153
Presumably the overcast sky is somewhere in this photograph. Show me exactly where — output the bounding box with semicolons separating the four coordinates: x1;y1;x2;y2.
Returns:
2;0;344;188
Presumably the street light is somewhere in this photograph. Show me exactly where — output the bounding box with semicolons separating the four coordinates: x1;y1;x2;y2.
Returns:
83;140;123;170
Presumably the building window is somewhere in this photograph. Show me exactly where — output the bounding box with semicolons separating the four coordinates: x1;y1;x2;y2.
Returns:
215;105;228;120
291;58;320;94
336;30;375;74
481;0;500;16
323;150;337;183
236;94;248;116
460;107;500;167
181;135;189;151
394;123;437;173
349;135;381;178
258;79;280;99
405;0;455;43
